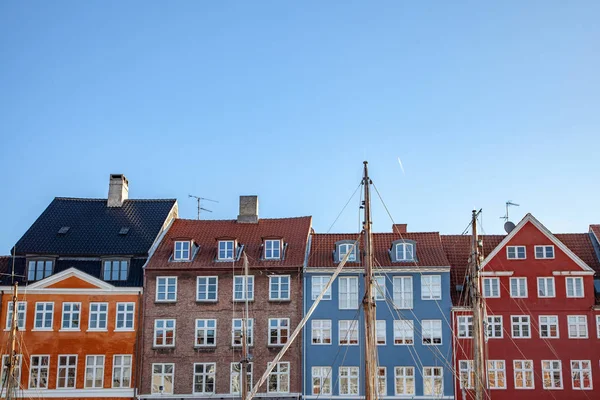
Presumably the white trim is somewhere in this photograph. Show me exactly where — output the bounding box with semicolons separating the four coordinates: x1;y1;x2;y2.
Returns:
56;354;78;389
24;267;118;290
307;267;450;273
196;276;219;302
269;275;291;301
153;319;177;347
88;302;109;331
534;245;555;259
115;302;136;332
6;288;142;295
155;276;178;302
111;354;133;389
537;277;556;298
60;302;82;331
84;354;105;389
5;388;134;397
139;393;302;399
552;271;594;276
538;315;560;339
509;277;528;298
567;315;588;339
33;301;54;331
506;246;527;260
480;271;513;276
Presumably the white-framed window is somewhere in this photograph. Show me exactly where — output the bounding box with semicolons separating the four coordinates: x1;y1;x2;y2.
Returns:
195;319;216;347
394;366;415;395
27;260;53;281
535;245;555;259
269;275;290;300
61;302;81;330
311;320;332;345
566;277;584;298
311;276;332;300
393;320;414;345
267;362;290;393
85;355;104;388
268;318;289;346
539;316;559;338
311;366;332;395
151;363;174;394
233;276;254;301
511;315;531;338
514;360;534;389
219;240;235;260
486;316;503;339
567;315;588;338
154;319;176;347
193;363;216;394
232;318;253;347
422;320;442;345
6;301;26;330
339;320;359;345
112;355;132;388
103;259;129;281
57;355;77;389
421;275;442;300
597;315;600;339
156;276;177;302
459;360;474;389
196;276;218;302
339;276;359;309
393;276;413;309
1;354;22;386
487;360;506;389
264;239;281;259
88;302;108;331
482;277;500;298
373;275;386;301
339;366;359;395
507;246;526;259
338;243;357;262
423;367;443;396
377;367;387;396
115;302;135;331
230;362;252;394
541;360;562;389
570;360;592;390
510;277;528;298
396;242;414;261
34;302;53;330
376;320;386;345
29;355;49;389
537;277;555;298
457;316;473;338
174;240;191;261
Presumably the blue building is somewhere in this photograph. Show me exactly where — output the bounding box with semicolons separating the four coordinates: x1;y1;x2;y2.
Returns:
303;225;454;399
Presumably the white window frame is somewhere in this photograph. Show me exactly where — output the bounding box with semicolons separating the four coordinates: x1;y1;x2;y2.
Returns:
376;320;386;345
487;360;506;389
268;318;289;346
102;259;129;281
393;320;414;345
459;360;474;389
339;276;359;310
154;319;176;347
513;360;534;389
377;367;387;396
60;302;81;331
1;354;22;387
423;367;443;396
195;319;217;347
115;302;135;331
393;276;413;309
193;363;216;394
511;315;531;338
151;363;174;394
338;243;357;262
486;315;503;339
33;302;54;331
457;316;473;338
537;277;555;298
510;277;528;298
339;320;359;345
339;366;359;396
311;276;331;300
173;240;191;261
541;360;562;389
5;301;27;331
112;355;132;388
421;275;442;300
567;315;588;338
264;239;282;260
482;277;500;298
596;315;600;339
311;366;332;395
29;355;50;389
507;245;526;259
233;276;254;301
56;354;77;389
570;360;593;390
232;318;254;347
196;276;218;302
27;259;53;281
373;275;386;301
156;276;177;302
218;240;235;261
539;315;559;339
311;320;332;345
84;355;105;388
230;362;253;394
394;366;415;395
88;302;108;331
535;245;555;259
422;319;442;345
395;242;414;261
267;362;290;393
566;277;584;298
269;275;290;301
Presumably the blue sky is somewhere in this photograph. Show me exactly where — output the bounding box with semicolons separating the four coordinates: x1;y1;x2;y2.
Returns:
1;1;599;252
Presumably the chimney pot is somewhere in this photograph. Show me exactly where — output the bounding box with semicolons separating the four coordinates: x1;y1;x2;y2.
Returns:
237;195;259;224
107;174;129;207
393;224;407;234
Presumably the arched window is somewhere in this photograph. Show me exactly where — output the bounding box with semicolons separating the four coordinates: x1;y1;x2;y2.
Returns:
391;240;416;262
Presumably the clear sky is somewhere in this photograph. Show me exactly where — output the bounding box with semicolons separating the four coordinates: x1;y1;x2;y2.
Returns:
1;1;599;253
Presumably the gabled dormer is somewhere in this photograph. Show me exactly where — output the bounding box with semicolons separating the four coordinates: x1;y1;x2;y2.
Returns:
390;239;417;262
334;240;359;263
216;237;243;261
171;239;198;262
262;237;286;260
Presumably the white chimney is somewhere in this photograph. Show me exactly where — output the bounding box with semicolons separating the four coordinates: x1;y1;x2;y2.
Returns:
108;174;129;207
237;195;259;223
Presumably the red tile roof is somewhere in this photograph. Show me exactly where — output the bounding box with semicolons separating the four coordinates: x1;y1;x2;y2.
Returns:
590;225;600;243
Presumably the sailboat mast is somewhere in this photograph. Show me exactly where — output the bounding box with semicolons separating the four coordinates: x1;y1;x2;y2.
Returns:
470;210;485;400
4;282;19;400
241;253;250;400
362;161;378;400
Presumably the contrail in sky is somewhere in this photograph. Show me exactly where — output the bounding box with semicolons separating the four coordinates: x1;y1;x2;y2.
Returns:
397;157;405;175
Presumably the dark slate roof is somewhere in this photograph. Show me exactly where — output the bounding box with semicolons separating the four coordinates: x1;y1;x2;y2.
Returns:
13;198;176;256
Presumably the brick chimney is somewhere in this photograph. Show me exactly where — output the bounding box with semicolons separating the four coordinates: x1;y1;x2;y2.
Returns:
393;224;407;234
107;174;129;207
237;195;259;224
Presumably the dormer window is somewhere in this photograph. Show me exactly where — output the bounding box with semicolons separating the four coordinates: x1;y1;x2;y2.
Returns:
174;241;191;261
27;259;53;281
391;240;416;262
218;240;235;260
103;259;129;281
337;242;357;262
265;239;282;260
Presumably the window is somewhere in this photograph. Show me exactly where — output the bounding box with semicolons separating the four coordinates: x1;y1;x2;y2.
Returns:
421;275;441;300
422;320;442;345
487;360;506;389
393;276;413;309
174;240;190;261
57;355;77;389
218;240;235;260
269;275;290;300
339;320;359;345
154;319;176;347
311;276;331;300
542;360;562;389
537;277;555;298
1;354;21;386
233;276;254;301
393;320;414;345
61;302;80;330
34;302;53;330
514;360;534;389
156;277;177;302
89;303;108;331
268;362;289;393
339;367;359;395
459;360;474;389
265;239;281;259
112;355;132;388
539;316;559;338
377;367;387;396
193;363;215;394
376;321;386;345
196;277;218;302
85;355;104;388
195;319;216;347
116;302;135;331
566;277;584;298
151;363;174;394
511;316;530;338
510;277;528;298
27;260;53;281
394;367;415;395
103;260;128;281
338;242;357;262
507;246;526;259
395;242;414;261
597;315;600;339
29;355;49;389
339;276;359;309
535;245;555;259
230;362;252;394
570;360;592;390
311;320;332;344
482;278;500;298
457;316;473;338
311;366;332;395
486;316;503;339
423;367;443;396
268;318;289;346
373;276;386;300
568;315;588;338
6;301;26;330
232;318;253;346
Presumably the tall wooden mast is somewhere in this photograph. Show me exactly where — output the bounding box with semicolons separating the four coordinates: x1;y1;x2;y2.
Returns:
469;210;486;400
240;253;250;400
3;282;20;400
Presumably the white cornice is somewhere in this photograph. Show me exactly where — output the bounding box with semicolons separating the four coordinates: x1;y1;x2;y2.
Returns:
480;271;514;276
306;267;450;273
552;271;594;276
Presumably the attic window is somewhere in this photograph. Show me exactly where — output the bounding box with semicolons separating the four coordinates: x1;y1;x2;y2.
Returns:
218;240;235;261
174;241;191;261
264;239;282;260
27;259;53;281
391;240;416;262
119;227;130;235
336;241;358;262
103;260;129;281
57;226;70;235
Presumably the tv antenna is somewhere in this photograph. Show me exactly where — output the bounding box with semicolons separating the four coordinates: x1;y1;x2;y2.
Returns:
500;200;519;233
188;195;218;220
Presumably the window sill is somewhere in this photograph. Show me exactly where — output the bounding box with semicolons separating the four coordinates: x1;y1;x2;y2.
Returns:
267;344;285;348
311;342;332;345
87;329;109;332
233;299;255;303
269;298;291;302
31;328;53;332
152;346;176;349
231;345;254;349
155;300;177;304
114;329;135;332
59;329;81;332
196;300;218;303
4;328;25;332
194;345;217;349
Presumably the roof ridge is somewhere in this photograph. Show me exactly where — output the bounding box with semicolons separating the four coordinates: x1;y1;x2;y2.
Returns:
54;197;177;202
176;216;312;222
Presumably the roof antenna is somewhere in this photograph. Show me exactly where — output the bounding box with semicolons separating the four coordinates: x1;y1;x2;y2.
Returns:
188;195;218;220
500;200;519;233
